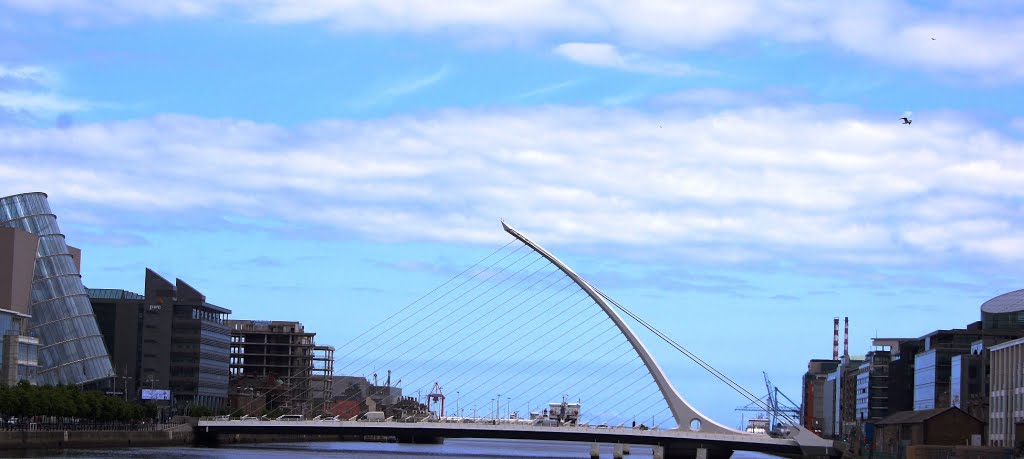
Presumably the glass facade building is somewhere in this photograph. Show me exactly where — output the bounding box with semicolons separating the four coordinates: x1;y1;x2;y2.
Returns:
171;278;231;413
981;288;1024;330
0;192;113;385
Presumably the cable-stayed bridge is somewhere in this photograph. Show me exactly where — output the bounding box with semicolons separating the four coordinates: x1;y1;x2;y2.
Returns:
199;222;842;458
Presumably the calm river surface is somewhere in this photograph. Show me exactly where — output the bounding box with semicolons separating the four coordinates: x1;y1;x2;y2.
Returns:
2;439;779;458
5;439;651;458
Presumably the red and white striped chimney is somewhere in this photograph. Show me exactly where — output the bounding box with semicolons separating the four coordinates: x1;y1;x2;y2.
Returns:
843;316;849;358
833;317;839;360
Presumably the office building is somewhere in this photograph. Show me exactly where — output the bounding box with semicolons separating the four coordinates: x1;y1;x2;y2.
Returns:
802;359;840;434
0;192;113;386
855;345;895;422
822;354;864;439
88;287;145;398
88;268;231;412
988;337;1024;448
912;323;1024;411
981;289;1024;330
169;278;231;412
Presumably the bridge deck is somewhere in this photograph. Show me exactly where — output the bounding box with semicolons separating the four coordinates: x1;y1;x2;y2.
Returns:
197;419;822;457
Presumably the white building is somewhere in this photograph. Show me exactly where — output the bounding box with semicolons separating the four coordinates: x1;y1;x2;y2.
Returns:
988;337;1024;447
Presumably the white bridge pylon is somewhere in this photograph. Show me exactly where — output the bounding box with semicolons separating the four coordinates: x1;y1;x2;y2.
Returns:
503;222;833;451
501;221;738;435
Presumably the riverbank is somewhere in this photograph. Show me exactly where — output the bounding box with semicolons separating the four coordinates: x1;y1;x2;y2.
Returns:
0;425;371;451
0;424;194;449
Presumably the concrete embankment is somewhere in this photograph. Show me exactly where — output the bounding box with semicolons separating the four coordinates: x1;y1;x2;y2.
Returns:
2;426;432;450
0;424;194;449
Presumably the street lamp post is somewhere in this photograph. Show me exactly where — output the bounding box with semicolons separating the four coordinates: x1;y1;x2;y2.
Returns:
456;391;460;418
507;397;510;420
496;394;501;420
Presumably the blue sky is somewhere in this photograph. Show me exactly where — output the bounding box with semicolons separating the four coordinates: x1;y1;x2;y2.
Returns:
2;0;1024;426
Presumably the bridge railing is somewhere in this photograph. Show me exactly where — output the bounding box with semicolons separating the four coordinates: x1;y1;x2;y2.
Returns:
197;415;676;433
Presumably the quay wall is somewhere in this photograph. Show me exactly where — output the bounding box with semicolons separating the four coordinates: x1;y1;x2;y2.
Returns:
0;425;194;449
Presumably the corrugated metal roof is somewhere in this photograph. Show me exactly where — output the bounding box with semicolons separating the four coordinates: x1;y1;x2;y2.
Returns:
981;289;1024;314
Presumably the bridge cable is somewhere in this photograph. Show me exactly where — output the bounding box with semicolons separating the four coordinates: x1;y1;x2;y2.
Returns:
395;271;573;396
256;239;526;414
368;251;544;378
442;297;600;412
594;288;792;425
335;241;527;382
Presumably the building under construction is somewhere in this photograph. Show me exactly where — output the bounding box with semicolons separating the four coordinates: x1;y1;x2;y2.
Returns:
227;320;333;415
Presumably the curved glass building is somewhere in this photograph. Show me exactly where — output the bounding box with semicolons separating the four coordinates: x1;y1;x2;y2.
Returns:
0;192;113;385
981;289;1024;330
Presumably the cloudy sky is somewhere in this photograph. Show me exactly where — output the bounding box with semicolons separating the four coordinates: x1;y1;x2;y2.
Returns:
2;0;1024;425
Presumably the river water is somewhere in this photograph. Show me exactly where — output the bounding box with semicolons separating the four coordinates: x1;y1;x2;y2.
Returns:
2;439;781;459
5;439;652;458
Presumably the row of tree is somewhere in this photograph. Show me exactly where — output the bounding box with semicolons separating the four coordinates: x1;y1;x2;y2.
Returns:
0;381;156;422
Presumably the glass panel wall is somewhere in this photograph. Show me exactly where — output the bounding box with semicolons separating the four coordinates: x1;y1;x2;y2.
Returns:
0;192;113;385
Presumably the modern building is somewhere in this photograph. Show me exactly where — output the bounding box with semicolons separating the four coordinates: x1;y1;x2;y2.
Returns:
0;192;113;386
912;323;1024;411
88;287;145;398
169;278;231;413
801;359;840;434
227;320;332;415
822;354;864;440
988;337;1024;448
88;268;231;413
855;345;894;422
0;227;40;385
981;289;1024;330
950;339;996;423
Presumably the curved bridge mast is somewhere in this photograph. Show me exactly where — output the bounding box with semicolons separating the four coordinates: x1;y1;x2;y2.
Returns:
502;221;736;434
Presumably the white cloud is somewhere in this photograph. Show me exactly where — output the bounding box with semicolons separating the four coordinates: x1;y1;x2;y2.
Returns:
514;79;580;100
2;105;1024;263
0;65;58;87
1010;118;1024;132
0;91;89;112
553;42;706;76
0;64;91;122
655;88;748;106
352;66;450;108
4;1;1024;79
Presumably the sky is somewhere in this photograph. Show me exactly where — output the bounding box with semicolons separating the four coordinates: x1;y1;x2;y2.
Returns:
2;0;1024;426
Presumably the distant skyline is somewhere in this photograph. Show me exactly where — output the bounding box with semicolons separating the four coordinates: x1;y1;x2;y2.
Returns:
2;1;1024;424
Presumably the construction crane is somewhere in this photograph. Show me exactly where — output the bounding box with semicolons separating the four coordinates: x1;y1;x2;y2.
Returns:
734;372;802;433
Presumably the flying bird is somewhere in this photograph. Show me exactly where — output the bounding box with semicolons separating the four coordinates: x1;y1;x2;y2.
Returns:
900;117;912;125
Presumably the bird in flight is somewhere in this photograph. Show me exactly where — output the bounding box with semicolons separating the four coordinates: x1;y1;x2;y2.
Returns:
900;117;912;125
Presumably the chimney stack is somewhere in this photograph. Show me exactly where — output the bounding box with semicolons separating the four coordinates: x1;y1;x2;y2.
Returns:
844;316;850;358
833;317;840;360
